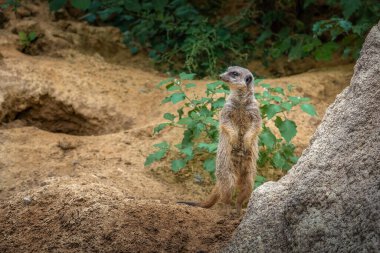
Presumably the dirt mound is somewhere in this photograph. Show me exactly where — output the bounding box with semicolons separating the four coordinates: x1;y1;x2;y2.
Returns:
0;48;162;135
0;180;238;253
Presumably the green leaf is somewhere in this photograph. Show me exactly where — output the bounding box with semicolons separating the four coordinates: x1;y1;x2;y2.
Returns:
211;97;225;109
18;31;27;42
177;117;192;125
275;118;297;143
206;81;224;91
214;88;229;94
203;158;216;173
302;38;321;53
179;146;193;157
124;0;141;12
281;102;293;111
153;141;169;149
152;0;167;12
204;117;219;127
185;83;196;88
254;78;264;85
260;83;271;89
272;87;284;95
288;96;301;105
273;152;286;169
130;47;139;54
288;42;303;61
167;85;181;91
315;42;339;61
254;175;266;188
170;93;186;104
289;155;299;164
154;123;169;134
259;128;277;150
144;142;169;166
70;0;91;10
28;32;37;42
267;104;283;119
271;96;283;102
177;107;184;119
198;142;218;153
179;72;196;80
300;104;317;116
49;0;67;11
163;113;175;121
171;159;186;172
156;78;174;87
337;19;352;32
341;0;361;19
161;96;171;104
256;29;272;44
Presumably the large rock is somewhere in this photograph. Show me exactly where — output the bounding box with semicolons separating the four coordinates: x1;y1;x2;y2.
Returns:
223;23;380;252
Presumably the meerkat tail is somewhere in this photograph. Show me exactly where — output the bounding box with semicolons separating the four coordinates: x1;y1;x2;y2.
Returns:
177;186;220;208
176;201;198;206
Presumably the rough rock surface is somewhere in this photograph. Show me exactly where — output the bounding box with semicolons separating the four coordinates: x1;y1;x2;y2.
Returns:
223;23;380;252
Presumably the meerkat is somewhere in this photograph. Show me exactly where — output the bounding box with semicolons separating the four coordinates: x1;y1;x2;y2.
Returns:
178;66;262;215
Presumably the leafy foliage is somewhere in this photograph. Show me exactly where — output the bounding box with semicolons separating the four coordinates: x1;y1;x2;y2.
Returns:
255;0;379;64
149;73;229;176
49;0;91;11
0;0;20;12
145;74;316;187
42;0;380;76
47;0;249;76
18;31;38;51
1;1;378;75
256;81;316;171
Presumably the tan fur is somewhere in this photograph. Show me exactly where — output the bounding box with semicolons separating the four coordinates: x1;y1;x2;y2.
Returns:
178;66;262;215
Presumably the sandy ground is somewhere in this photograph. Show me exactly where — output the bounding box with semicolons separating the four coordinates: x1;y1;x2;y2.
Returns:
0;2;354;252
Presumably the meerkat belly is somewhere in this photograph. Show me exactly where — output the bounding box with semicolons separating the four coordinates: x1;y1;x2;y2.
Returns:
231;108;255;143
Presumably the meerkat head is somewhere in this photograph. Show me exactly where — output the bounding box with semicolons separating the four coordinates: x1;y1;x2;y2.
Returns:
219;66;254;89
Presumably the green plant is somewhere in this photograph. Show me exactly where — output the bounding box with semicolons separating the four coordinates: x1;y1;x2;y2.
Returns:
254;0;380;63
18;31;38;50
46;0;379;77
0;0;21;12
255;81;316;171
48;0;249;77
144;73;228;175
49;0;91;11
145;74;316;187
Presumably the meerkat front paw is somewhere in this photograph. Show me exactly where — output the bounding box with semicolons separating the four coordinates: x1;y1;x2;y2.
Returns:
221;124;238;146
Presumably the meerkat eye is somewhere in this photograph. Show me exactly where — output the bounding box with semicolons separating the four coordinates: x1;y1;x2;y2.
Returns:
230;71;239;77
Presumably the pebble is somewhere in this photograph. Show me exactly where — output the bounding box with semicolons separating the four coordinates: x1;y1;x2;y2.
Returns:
23;196;32;205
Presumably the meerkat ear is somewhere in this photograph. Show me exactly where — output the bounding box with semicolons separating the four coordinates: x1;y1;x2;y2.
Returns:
245;75;253;85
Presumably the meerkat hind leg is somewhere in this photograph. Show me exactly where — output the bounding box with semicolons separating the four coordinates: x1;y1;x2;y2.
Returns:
220;188;234;216
217;179;234;216
236;173;253;215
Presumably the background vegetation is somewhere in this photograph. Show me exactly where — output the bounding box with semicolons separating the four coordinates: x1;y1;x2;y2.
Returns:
42;0;380;77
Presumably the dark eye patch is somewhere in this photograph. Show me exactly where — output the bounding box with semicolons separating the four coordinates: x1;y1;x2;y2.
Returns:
230;71;239;77
245;75;252;85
